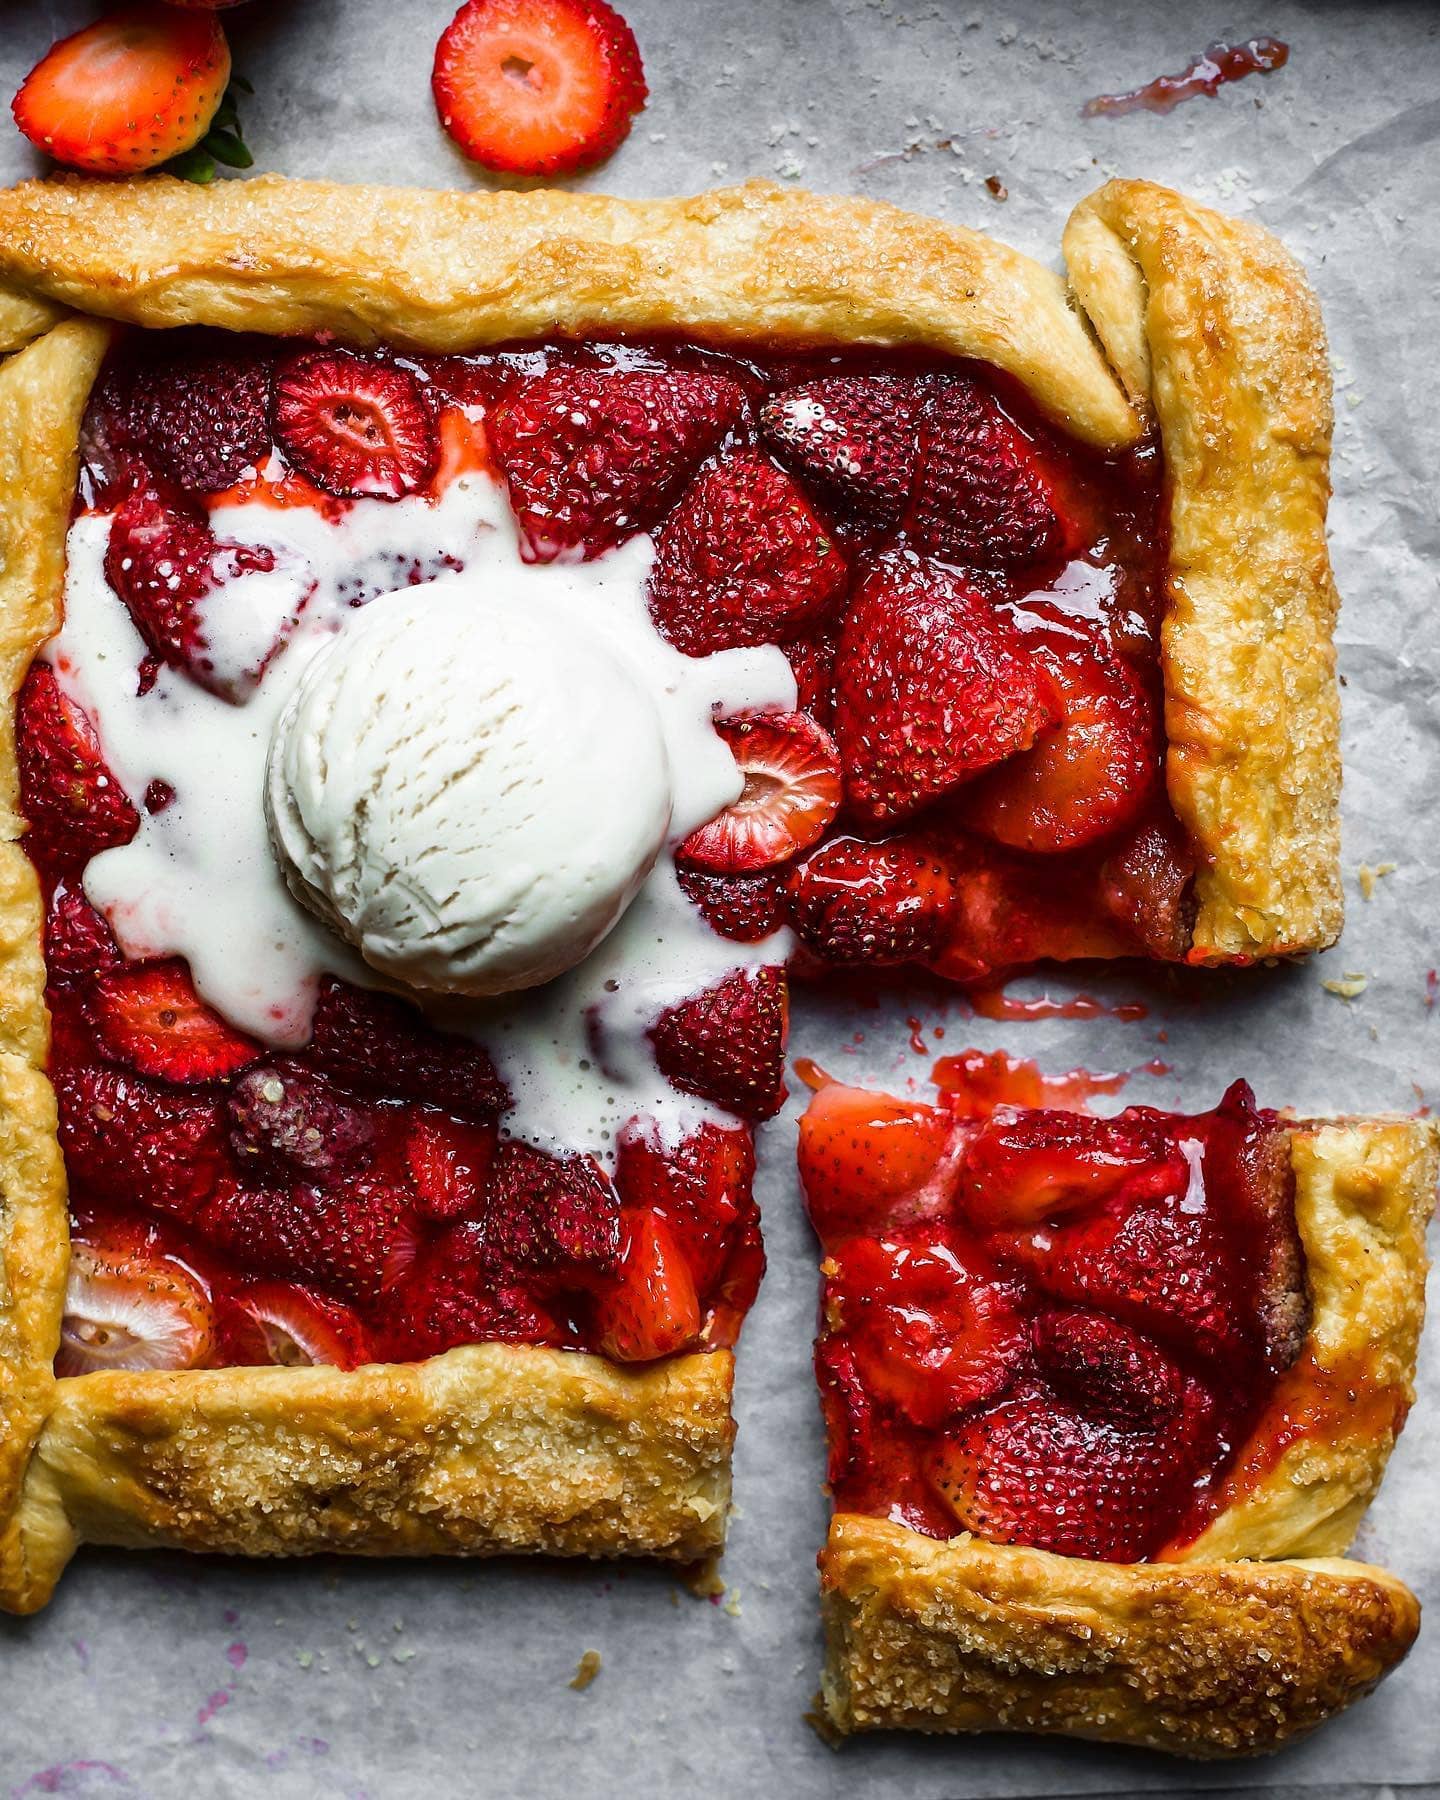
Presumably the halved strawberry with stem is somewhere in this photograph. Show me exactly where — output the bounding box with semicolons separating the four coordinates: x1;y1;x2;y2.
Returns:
676;711;841;873
650;965;788;1121
760;376;925;525
89;959;261;1084
647;452;848;656
799;1082;951;1244
58;1236;215;1375
16;663;138;874
784;834;958;966
13;6;230;176
594;1209;701;1362
432;0;647;177
218;1280;373;1371
272;350;438;500
488;367;745;562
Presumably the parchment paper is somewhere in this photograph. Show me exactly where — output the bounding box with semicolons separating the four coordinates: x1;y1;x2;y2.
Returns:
1;2;1437;1795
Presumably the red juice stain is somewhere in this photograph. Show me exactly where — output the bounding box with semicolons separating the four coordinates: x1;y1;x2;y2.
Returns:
965;980;1148;1023
1082;35;1289;118
793;1056;833;1093
1425;969;1437;1010
906;1016;928;1055
931;1047;1131;1118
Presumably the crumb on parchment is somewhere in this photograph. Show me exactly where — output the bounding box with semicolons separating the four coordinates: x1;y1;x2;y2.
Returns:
1322;973;1369;999
569;1649;602;1691
1357;861;1397;900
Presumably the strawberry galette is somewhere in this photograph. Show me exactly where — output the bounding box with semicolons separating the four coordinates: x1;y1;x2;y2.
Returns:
802;1072;1435;1755
0;171;1366;1627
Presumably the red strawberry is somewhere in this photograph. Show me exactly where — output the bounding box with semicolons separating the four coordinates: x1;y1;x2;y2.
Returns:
45;881;123;982
227;1060;375;1182
482;1139;621;1277
962;635;1159;853
1099;814;1197;961
218;1280;374;1371
783;631;838;727
650;965;788;1121
488;368;744;561
57;1233;215;1375
614;1119;755;1297
815;1337;878;1488
104;485;280;698
760;376;924;524
647;452;848;656
784;835;958;966
956;1112;1185;1232
88;960;260;1084
907;379;1075;572
798;1082;952;1244
405;1111;498;1222
272;350;438;500
830;1232;1029;1428
675;711;841;873
382;1225;556;1359
302;977;510;1122
432;0;646;177
832;554;1058;825
16;663;138;874
197;1174;418;1303
88;340;274;496
927;1378;1214;1561
12;6;230;177
593;1209;701;1362
676;867;785;943
55;1063;228;1222
1032;1309;1188;1429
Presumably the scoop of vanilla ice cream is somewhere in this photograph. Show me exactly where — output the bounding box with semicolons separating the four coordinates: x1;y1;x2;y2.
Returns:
265;577;673;997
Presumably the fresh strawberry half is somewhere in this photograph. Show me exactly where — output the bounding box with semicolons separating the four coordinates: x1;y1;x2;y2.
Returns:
88;341;274;497
45;881;123;982
832;554;1059;825
382;1226;556;1360
301;976;510;1122
675;711;842;873
13;6;230;176
615;1119;754;1297
56;1063;229;1223
198;1175;419;1303
58;1235;215;1376
272;350;438;500
89;959;261;1084
961;634;1159;853
488;368;745;561
218;1280;373;1371
593;1209;701;1362
17;663;138;874
405;1111;498;1222
676;867;786;943
647;452;848;656
907;379;1076;572
432;0;647;177
650;965;788;1121
104;484;281;699
227;1060;375;1183
798;1082;951;1243
760;376;925;525
483;1140;621;1277
1098;814;1197;961
956;1111;1185;1232
784;834;959;966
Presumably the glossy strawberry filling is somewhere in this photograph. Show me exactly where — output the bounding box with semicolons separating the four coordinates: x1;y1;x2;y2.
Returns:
799;1077;1309;1561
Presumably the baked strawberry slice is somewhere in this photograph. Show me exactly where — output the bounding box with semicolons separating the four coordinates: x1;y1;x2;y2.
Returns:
381;1225;557;1360
783;630;838;727
405;1110;498;1222
676;867;785;943
815;1337;878;1488
1031;1309;1189;1429
89;340;274;496
956;1111;1186;1232
647;452;848;656
593;1209;702;1362
227;1060;375;1182
676;711;842;873
104;484;282;699
614;1118;754;1297
832;554;1059;825
784;834;958;966
12;6;230;176
302;977;510;1122
907;379;1076;572
44;881;123;982
488;367;745;561
432;0;647;177
89;960;261;1084
55;1064;229;1223
16;663;139;875
650;965;788;1121
57;1234;215;1376
197;1174;419;1303
831;1233;1030;1428
218;1280;374;1371
1099;813;1197;961
799;1082;952;1244
760;376;925;525
272;350;438;500
483;1140;621;1277
961;635;1159;853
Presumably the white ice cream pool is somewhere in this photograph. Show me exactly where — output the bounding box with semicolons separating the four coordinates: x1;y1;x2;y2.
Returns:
266;580;674;998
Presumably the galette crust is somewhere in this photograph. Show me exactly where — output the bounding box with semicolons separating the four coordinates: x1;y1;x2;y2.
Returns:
818;1115;1436;1753
1065;180;1343;962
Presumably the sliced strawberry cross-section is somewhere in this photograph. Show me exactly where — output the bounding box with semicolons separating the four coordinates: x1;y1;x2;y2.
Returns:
217;1279;374;1371
89;959;261;1085
58;1232;216;1376
272;350;439;500
647;451;848;656
593;1208;702;1362
760;375;925;526
650;965;788;1121
833;553;1058;826
17;662;139;875
676;710;841;874
784;834;959;966
488;367;745;561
